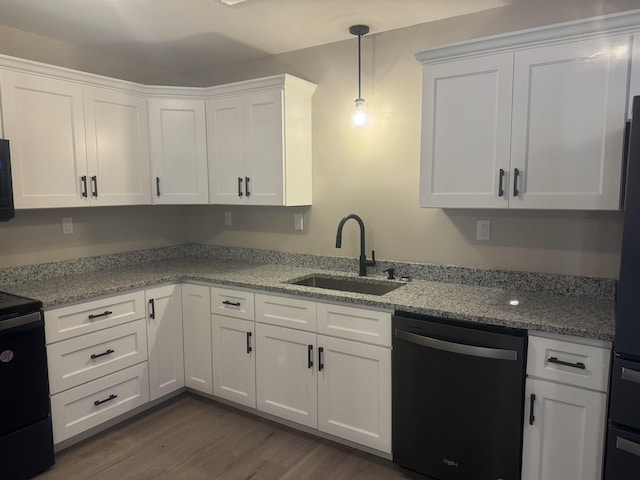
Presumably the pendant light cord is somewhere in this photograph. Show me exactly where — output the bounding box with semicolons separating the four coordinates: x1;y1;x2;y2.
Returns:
357;32;362;100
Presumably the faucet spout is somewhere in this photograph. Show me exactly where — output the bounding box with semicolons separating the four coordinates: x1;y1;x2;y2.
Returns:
335;214;376;276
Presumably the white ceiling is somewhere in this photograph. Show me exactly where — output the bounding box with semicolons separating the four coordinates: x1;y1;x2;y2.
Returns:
0;0;514;73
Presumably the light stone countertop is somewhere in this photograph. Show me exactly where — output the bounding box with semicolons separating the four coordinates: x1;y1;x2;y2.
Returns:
0;256;615;341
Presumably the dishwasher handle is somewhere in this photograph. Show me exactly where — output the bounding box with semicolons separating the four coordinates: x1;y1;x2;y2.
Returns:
395;328;519;361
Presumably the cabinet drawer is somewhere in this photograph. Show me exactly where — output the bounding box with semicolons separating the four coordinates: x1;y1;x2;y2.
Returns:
45;291;146;343
47;319;148;394
317;303;391;346
211;287;254;321
50;362;149;444
527;335;610;392
255;293;316;331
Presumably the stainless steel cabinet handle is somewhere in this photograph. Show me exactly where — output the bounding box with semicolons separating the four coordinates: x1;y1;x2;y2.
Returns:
621;366;640;384
156;177;161;197
238;177;243;197
81;175;88;197
498;169;505;197
91;175;98;197
245;177;251;197
617;436;640;457
513;168;519;197
395;328;519;361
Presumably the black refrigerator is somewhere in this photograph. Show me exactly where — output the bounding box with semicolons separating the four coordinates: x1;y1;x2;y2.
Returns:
605;95;640;478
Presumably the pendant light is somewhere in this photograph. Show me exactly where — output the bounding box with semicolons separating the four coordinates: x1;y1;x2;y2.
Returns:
349;24;369;127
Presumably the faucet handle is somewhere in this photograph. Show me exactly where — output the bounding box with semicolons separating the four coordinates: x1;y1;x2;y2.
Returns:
384;268;395;280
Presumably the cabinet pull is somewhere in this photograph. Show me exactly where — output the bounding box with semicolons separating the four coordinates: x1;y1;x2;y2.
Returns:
512;168;519;197
94;394;118;406
245;177;251;197
88;310;112;320
91;175;98;197
246;331;252;354
149;299;155;319
81;175;88;198
156;177;161;197
617;436;640;458
318;346;324;371
548;356;586;370
222;300;241;307
621;366;640;384
498;169;505;197
307;345;314;368
238;177;243;197
529;393;536;425
90;349;115;360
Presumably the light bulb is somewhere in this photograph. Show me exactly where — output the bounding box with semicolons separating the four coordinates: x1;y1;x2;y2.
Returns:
351;98;368;127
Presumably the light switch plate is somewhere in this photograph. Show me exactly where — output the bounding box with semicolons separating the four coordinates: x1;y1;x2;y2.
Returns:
224;211;232;226
476;220;490;241
294;214;304;231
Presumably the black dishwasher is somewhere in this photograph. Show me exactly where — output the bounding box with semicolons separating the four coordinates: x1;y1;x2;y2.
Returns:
392;311;527;480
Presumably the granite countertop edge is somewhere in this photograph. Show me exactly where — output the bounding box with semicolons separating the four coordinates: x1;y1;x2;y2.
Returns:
0;257;615;342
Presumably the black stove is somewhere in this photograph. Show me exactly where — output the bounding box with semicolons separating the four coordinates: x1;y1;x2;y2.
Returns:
0;291;42;320
0;290;54;479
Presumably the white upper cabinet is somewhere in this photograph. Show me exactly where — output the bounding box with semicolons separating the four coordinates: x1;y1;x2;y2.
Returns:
510;36;629;210
415;14;638;210
419;53;514;208
0;70;88;208
630;33;640;119
206;75;316;206
84;87;151;206
148;98;209;204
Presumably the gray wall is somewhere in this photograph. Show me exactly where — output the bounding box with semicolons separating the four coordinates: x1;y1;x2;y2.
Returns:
0;0;636;277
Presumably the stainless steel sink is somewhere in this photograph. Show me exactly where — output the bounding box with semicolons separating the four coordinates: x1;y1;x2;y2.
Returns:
287;274;404;296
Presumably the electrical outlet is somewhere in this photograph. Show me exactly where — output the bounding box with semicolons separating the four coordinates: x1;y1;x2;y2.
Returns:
224;211;232;226
294;214;304;231
476;220;490;241
62;217;74;235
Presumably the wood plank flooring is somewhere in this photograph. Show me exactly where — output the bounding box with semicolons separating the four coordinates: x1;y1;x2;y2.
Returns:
36;393;425;480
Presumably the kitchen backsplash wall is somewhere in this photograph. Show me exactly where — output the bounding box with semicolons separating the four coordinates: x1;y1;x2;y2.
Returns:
0;206;189;269
0;0;636;278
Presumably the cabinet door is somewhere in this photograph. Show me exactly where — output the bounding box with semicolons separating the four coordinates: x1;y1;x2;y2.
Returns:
206;95;245;204
511;36;629;210
522;378;607;480
243;89;285;205
211;314;256;408
84;88;151;206
182;284;212;395
255;323;317;428
419;54;514;208
146;284;184;401
148;98;209;204
630;33;640;120
317;335;391;453
0;70;88;208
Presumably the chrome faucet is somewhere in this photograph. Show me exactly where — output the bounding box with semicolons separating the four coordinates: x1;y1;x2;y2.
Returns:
335;213;376;276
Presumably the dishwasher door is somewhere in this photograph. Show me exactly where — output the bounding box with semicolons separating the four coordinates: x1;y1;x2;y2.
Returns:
392;312;527;480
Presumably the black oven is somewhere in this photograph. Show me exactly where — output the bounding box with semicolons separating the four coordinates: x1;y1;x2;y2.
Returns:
0;292;54;479
0;139;15;221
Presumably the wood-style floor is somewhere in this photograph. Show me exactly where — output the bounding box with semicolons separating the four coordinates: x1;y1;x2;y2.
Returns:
36;393;425;480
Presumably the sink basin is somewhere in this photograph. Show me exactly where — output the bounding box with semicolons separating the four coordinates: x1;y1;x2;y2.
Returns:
287;274;404;296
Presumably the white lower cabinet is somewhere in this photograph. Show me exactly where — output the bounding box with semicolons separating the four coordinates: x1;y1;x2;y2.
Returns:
256;323;318;427
182;284;213;395
211;314;256;408
522;378;607;480
145;284;184;401
317;334;391;452
45;292;150;445
521;333;611;480
50;362;149;444
255;293;392;453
